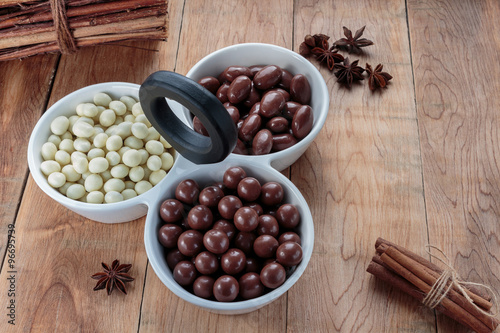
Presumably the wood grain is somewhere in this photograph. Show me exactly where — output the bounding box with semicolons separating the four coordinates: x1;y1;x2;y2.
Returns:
289;0;432;332
408;0;500;332
0;54;58;259
1;0;499;331
0;0;183;331
138;0;293;332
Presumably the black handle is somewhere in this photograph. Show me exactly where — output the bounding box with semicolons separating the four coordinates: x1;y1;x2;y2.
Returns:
139;71;237;164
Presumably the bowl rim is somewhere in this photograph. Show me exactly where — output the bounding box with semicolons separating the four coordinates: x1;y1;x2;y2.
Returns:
185;42;330;168
27;82;175;212
144;159;314;312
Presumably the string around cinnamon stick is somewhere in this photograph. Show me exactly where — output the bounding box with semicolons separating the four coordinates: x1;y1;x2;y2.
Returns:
367;238;499;333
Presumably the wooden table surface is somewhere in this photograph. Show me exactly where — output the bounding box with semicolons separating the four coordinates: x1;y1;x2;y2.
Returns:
1;0;500;332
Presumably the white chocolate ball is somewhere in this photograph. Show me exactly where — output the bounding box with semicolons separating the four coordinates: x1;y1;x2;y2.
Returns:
41;160;61;176
160;152;174;170
147;155;162;171
87;191;104;204
55;150;71;166
135;180;153;195
94;92;112;107
66;184;85;200
100;109;116;127
129;166;144;182
50;116;70;135
59;139;75;153
84;174;103;192
110;164;129;179
109;100;127;116
48;172;66;188
131;122;149;139
41;142;57;161
132;102;143;116
61;164;81;182
103;178;125;193
105;191;124;203
120;96;136;111
121;189;138;200
149;169;167;186
122;149;141;167
145;140;164;155
106;135;123;151
88;157;109;174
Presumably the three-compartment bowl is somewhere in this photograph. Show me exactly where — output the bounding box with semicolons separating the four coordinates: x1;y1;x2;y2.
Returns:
27;43;329;314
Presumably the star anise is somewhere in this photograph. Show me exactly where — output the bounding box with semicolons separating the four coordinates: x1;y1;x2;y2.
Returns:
299;33;330;57
91;259;134;295
365;63;393;90
333;57;365;87
311;39;344;71
334;26;374;54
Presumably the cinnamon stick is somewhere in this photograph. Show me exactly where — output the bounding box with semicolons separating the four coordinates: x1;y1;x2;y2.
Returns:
380;252;492;333
377;243;493;312
367;259;483;330
0;0;166;30
383;246;499;331
376;237;491;301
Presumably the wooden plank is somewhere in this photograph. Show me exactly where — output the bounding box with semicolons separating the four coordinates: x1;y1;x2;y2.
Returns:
0;0;183;331
139;0;293;332
407;0;500;332
288;0;432;331
0;54;58;258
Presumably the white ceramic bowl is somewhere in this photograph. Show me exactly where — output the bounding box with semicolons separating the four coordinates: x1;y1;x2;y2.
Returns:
27;83;180;223
28;43;328;313
144;43;327;314
183;43;330;171
144;157;314;314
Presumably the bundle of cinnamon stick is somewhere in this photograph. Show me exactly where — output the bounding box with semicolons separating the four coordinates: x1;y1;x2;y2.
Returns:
367;238;499;333
0;0;168;61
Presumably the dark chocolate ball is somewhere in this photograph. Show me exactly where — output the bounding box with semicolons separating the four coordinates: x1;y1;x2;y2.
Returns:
237;177;261;202
177;230;204;257
213;275;239;302
260;181;284;206
223;167;247;189
276;241;303;267
173;261;197;286
244;257;261;273
257;214;279;237
166;249;187;270
194;251;220;275
233;207;259;232
175;179;200;204
187;205;213;230
234;231;257;255
221;248;246;275
218;195;243;220
198;186;224;207
253;234;279;258
158;224;183;248
260;262;286;289
160;199;184;223
212;219;237;241
239;272;264;299
276;204;300;228
245;202;263;215
203;229;230;254
278;231;301;245
193;275;215;299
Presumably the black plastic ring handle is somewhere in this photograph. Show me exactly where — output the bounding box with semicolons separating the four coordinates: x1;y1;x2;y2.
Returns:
139;71;237;164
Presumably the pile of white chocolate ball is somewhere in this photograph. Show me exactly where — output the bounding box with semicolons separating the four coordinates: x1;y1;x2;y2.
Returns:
40;92;175;204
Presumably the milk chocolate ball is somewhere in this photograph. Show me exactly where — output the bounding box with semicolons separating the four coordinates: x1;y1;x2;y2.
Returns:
213;275;239;302
260;262;286;289
160;199;184;223
239;272;264;299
